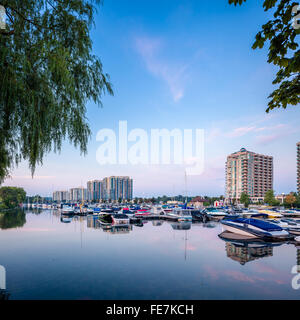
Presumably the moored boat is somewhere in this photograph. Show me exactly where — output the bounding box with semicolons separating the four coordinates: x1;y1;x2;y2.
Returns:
221;217;293;241
204;207;228;220
61;205;74;215
166;208;193;221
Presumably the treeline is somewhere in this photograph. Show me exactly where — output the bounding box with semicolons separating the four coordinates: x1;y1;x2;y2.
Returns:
131;195;224;205
0;187;26;210
239;190;300;208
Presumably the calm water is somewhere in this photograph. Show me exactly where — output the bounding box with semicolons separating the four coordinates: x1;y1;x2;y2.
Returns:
1;209;300;300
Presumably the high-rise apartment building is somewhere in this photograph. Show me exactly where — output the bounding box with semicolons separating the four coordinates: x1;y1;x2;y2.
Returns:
87;180;102;201
297;142;300;194
52;191;69;202
225;148;273;203
69;187;88;202
101;176;133;201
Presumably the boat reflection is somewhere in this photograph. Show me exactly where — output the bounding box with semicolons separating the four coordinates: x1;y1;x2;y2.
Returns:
60;216;72;223
170;222;192;230
152;220;164;227
101;225;133;234
219;231;284;265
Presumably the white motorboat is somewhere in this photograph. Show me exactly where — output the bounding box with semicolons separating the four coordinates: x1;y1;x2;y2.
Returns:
281;210;300;218
205;207;228;220
221;217;293;240
166;208;193;221
61;205;74;215
268;219;300;235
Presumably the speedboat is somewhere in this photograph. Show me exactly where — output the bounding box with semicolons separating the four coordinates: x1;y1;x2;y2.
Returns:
221;217;293;241
61;205;74;215
93;207;101;215
281;210;300;218
258;209;283;219
191;209;206;222
166;208;193;221
135;209;151;217
267;219;300;235
204;207;228;220
118;207;136;217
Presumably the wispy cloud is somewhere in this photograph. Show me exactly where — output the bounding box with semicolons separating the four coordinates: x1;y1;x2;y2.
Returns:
134;36;188;102
226;126;256;138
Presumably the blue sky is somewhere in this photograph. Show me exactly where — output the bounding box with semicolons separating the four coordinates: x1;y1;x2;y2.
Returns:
3;0;300;197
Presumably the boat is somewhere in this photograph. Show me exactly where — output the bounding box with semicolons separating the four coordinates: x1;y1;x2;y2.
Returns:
61;205;74;215
166;208;193;221
267;219;300;235
204;207;228;220
221;217;293;241
191;209;206;222
93;207;101;215
281;210;300;218
258;209;283;219
118;207;136;217
74;206;81;214
134;209;151;217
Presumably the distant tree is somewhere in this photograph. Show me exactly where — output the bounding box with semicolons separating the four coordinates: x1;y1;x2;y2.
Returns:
0;186;26;209
284;192;297;207
240;192;250;208
264;190;279;206
229;0;300;112
0;0;113;183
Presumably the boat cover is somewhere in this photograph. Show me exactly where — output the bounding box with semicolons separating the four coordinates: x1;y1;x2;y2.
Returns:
224;217;282;231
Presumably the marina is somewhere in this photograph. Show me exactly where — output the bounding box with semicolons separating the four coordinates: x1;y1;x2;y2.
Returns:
1;207;300;299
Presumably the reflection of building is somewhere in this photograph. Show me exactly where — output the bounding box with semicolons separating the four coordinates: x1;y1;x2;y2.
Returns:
87;216;100;229
225;148;273;203
225;242;273;265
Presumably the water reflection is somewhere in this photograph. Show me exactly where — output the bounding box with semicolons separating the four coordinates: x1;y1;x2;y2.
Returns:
0;210;26;229
218;231;285;265
2;210;300;299
102;225;133;234
171;222;192;230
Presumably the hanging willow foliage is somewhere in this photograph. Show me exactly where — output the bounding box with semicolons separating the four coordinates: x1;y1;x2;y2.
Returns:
0;0;113;182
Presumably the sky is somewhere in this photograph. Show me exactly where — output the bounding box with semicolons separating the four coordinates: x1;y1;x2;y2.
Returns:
3;0;300;197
